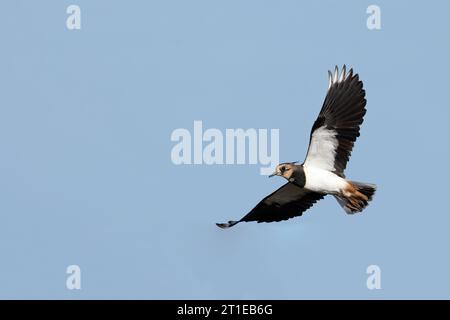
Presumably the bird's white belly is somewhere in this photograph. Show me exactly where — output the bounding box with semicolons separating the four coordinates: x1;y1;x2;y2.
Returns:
303;166;347;194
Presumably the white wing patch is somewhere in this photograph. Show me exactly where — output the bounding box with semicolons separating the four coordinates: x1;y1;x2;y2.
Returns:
304;125;338;172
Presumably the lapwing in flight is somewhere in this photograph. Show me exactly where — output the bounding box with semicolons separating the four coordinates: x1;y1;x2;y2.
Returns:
217;65;376;229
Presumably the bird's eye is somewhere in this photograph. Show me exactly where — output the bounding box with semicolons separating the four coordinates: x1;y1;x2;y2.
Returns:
280;166;285;172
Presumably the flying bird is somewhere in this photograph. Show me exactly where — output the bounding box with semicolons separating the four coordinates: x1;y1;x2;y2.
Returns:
217;65;376;229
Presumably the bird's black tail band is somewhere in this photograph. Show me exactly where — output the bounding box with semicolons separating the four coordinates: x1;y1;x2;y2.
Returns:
335;180;377;214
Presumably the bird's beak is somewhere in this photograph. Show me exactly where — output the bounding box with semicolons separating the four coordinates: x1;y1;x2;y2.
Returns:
268;172;278;178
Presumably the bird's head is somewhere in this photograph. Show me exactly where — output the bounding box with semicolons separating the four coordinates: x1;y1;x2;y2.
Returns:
269;162;298;180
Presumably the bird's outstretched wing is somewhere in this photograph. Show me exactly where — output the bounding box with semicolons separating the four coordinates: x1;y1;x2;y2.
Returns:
216;183;324;228
304;65;367;177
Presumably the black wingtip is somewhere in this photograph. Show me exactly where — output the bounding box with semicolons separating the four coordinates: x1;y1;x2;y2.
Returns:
216;221;239;229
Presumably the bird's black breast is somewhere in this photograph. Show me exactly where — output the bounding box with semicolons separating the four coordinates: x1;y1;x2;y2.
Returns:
290;165;306;188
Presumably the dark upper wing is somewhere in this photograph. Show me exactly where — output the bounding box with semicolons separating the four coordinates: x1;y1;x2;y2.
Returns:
304;65;367;177
216;183;324;228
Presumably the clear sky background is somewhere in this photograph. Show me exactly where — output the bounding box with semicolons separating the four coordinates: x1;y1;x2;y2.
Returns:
0;1;449;299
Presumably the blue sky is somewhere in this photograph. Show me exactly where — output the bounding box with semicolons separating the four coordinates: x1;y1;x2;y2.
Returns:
0;0;449;299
